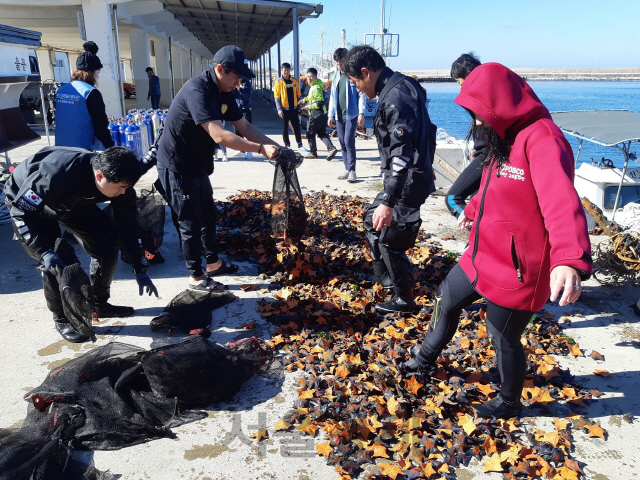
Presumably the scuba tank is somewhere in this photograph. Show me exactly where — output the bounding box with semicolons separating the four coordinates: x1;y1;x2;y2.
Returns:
151;110;161;141
108;119;120;147
138;118;150;155
125;121;143;160
118;121;128;147
143;111;154;149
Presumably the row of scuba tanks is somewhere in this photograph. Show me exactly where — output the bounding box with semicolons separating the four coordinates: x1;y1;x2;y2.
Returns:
108;109;167;160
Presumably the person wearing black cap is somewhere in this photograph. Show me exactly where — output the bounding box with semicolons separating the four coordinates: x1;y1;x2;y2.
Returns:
55;41;114;151
156;45;280;292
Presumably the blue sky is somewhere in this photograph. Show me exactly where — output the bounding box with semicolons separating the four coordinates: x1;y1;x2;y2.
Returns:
272;0;640;70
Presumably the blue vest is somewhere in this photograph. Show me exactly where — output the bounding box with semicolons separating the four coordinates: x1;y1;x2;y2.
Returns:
55;81;101;150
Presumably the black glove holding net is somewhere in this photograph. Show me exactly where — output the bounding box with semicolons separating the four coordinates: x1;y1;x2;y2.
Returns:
270;147;307;241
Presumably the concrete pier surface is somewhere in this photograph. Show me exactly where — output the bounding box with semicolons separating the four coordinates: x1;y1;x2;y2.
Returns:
1;95;639;479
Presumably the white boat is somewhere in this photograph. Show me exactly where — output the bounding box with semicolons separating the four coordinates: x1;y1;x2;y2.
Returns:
552;110;640;227
0;24;42;161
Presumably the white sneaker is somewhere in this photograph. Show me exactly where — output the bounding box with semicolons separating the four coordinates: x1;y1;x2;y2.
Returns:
337;170;349;180
348;171;357;183
245;152;253;159
222;154;228;162
297;147;309;153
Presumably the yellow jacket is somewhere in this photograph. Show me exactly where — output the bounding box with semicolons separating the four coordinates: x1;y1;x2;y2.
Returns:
273;76;301;110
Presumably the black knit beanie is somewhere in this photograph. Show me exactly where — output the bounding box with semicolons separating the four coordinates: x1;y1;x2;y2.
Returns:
76;41;103;72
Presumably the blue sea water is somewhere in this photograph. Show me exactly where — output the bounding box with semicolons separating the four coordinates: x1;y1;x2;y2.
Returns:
423;81;640;168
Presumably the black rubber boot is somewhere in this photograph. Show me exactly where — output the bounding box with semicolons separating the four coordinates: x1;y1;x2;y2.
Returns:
371;260;393;290
96;302;134;318
375;249;417;314
473;395;523;419
54;315;90;343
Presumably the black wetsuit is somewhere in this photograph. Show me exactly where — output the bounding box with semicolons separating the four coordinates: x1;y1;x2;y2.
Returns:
363;67;437;299
444;130;487;217
4;146;143;316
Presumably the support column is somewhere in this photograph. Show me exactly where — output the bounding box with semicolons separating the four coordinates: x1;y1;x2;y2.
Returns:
129;26;151;109
153;36;171;107
81;0;123;118
170;42;181;93
181;47;190;85
268;46;272;95
277;30;281;72
293;8;299;81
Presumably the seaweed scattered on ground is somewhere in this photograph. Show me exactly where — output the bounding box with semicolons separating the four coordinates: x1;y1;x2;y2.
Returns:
217;190;605;480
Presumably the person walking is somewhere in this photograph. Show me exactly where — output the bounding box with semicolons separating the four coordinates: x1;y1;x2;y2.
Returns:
4;146;159;343
299;68;337;160
273;62;306;152
146;67;161;109
327;48;366;183
154;45;279;292
55;41;114;151
401;63;593;419
342;45;437;314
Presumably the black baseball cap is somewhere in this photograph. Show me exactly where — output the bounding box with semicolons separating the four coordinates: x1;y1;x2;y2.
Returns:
213;45;255;80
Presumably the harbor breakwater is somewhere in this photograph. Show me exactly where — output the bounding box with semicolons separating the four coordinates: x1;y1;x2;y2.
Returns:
401;67;640;82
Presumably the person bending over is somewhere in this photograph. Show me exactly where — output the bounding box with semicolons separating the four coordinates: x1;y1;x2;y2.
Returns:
4;146;159;343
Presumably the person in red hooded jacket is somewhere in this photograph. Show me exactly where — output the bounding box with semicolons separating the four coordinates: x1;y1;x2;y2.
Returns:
401;63;593;419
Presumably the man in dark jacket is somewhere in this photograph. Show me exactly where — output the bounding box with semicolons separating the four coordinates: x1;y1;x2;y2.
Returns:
4;146;159;343
146;67;161;109
343;45;437;314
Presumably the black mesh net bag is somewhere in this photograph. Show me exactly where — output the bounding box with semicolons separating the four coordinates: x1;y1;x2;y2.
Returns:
23;342;205;451
149;289;238;337
54;238;97;342
140;335;274;408
136;188;166;254
271;148;307;241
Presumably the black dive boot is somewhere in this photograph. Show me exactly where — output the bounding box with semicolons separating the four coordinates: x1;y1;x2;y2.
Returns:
54;315;90;343
473;394;523;419
399;354;437;377
371;260;393;290
96;302;134;318
374;251;417;314
374;274;417;314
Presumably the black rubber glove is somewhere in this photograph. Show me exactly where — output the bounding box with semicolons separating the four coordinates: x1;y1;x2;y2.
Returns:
135;273;158;297
41;250;66;276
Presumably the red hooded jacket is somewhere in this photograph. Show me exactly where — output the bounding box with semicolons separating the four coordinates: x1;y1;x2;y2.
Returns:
455;63;592;311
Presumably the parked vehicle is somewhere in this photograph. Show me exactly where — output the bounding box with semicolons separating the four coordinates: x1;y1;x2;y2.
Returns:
123;82;135;99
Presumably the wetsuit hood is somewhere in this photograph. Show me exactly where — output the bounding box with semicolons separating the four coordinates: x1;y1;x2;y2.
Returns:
454;62;550;140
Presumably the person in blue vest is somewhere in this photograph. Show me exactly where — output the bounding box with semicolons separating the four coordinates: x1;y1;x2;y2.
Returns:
146;67;161;109
55;41;114;151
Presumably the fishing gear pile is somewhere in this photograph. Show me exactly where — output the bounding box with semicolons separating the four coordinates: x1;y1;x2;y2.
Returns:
0;336;275;479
